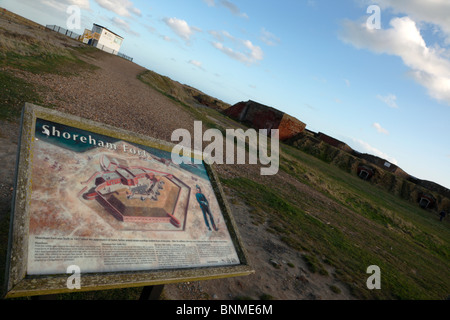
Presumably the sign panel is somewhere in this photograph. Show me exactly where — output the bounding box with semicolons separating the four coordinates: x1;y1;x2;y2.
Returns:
4;103;253;298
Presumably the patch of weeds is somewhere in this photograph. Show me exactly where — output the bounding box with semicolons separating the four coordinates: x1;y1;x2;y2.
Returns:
270;224;287;235
280;235;305;252
72;46;104;58
0;70;43;120
323;257;335;267
251;214;265;226
319;268;329;276
287;262;295;268
1;47;98;76
329;285;341;294
302;254;318;273
234;295;254;300
259;293;275;300
302;254;328;276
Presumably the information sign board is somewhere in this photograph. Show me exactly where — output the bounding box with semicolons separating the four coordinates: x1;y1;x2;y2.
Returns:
4;103;253;298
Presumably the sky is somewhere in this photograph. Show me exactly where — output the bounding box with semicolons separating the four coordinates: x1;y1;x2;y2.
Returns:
2;0;450;189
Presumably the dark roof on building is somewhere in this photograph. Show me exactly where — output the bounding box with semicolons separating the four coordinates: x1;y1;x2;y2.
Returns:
93;23;124;39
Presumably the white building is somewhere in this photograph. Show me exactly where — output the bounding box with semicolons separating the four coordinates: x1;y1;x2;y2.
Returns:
90;23;124;55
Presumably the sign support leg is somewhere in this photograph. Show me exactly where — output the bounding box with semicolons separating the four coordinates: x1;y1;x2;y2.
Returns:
139;285;164;300
31;294;57;300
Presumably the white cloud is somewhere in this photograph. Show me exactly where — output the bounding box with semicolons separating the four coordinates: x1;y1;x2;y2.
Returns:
111;16;139;36
31;0;90;11
203;0;215;7
377;94;398;108
220;0;248;18
67;0;90;9
111;16;128;29
374;0;450;42
340;16;450;105
210;30;263;65
313;76;327;84
130;7;141;17
188;60;204;70
143;24;156;34
94;0;141;18
372;122;389;135
203;0;248;18
304;103;316;110
212;36;263;65
163;17;201;42
160;35;173;42
9;0;91;31
352;139;398;165
208;30;224;42
260;28;280;46
189;60;202;67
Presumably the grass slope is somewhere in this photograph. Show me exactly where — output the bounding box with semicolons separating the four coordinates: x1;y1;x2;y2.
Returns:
141;74;450;299
222;143;450;299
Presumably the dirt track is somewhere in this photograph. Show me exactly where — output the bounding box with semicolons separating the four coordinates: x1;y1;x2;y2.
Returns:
13;55;197;142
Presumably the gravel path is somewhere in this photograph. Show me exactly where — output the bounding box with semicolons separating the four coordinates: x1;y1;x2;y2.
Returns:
16;51;197;143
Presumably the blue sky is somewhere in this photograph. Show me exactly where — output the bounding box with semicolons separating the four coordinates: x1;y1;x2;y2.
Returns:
2;0;450;189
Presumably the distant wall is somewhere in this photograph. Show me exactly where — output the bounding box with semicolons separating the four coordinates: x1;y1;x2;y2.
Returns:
287;131;450;213
223;100;306;140
317;132;353;153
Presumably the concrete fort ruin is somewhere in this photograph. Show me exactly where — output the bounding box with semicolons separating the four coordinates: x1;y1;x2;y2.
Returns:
223;100;306;141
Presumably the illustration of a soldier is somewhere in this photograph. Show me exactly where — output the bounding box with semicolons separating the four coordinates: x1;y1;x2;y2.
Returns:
195;185;218;231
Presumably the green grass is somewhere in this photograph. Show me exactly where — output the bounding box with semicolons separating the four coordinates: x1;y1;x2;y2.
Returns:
302;254;329;276
220;144;450;299
259;293;276;300
2;50;92;76
329;285;341;294
0;41;99;121
0;70;44;120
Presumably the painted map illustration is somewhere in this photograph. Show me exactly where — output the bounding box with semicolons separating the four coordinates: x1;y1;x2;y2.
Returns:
27;118;240;275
